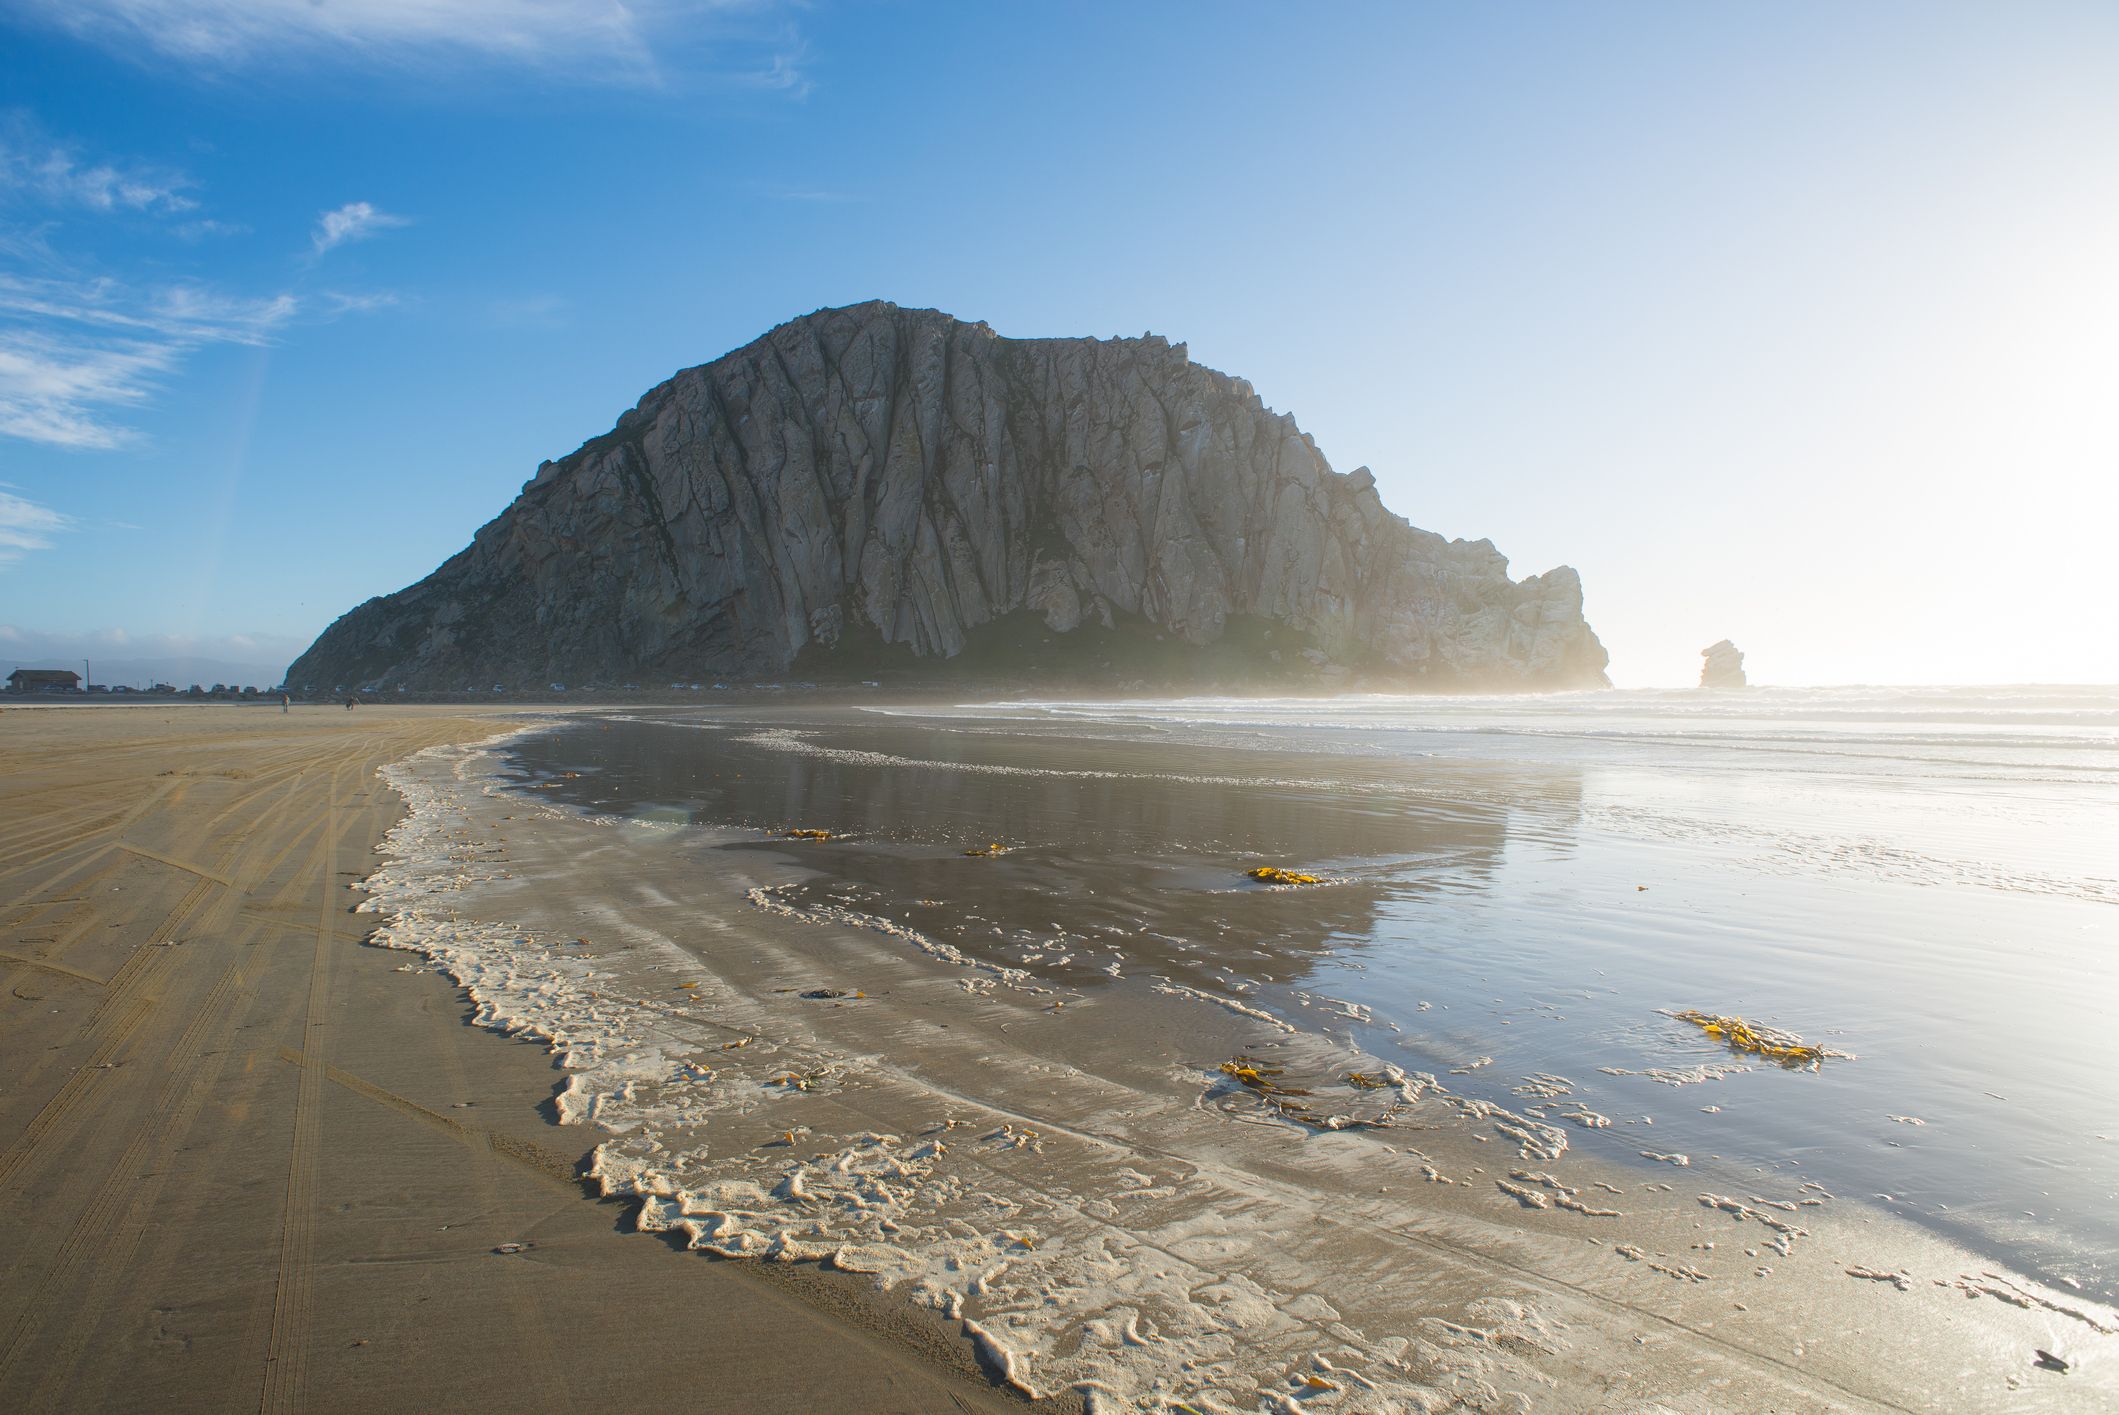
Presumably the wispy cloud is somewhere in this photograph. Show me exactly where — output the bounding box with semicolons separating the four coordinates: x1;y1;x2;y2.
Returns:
172;216;248;241
0;485;75;566
311;200;409;255
0;274;295;345
18;0;673;77
0;114;196;215
486;293;566;329
0;116;400;450
743;43;812;99
319;289;401;316
0;274;301;448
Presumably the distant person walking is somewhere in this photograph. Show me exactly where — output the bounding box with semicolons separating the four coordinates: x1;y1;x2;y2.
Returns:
345;695;358;711
281;692;290;713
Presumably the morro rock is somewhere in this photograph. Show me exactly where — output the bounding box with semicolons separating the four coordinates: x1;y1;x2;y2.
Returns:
287;303;1610;691
1700;639;1747;688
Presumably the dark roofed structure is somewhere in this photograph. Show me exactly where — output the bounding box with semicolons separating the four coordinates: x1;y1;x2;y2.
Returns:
6;669;82;693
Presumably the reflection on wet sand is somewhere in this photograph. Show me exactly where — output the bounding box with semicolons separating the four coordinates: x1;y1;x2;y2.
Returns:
508;711;1583;1000
509;698;2119;1317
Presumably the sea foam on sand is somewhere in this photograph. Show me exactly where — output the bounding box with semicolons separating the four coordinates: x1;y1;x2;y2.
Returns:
356;732;2119;1413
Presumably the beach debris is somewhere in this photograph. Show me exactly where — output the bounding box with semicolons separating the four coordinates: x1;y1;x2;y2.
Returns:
1846;1266;1914;1291
1245;865;1321;885
1699;1194;1808;1255
2034;1349;2070;1373
985;1124;1043;1151
1154;979;1293;1031
492;1242;533;1255
1600;1060;1751;1086
767;1067;833;1092
1499;1171;1622;1217
1666;1010;1849;1068
783;828;835;840
963;842;1009;857
1221;1059;1309;1096
1938;1271;2119;1333
1480;1108;1568;1162
1215;1057;1414;1131
1615;1245;1708;1282
1513;1073;1573;1099
800;988;865;1000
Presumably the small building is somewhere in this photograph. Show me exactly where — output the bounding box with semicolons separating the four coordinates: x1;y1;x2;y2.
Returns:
6;669;82;694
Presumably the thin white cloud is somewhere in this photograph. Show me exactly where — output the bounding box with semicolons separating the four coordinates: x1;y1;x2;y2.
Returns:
0;274;301;449
754;44;811;98
311;200;409;255
0;115;398;450
0;332;175;448
0;115;196;215
19;0;676;77
319;290;400;316
0;274;295;345
486;293;566;329
172;216;248;241
0;485;75;566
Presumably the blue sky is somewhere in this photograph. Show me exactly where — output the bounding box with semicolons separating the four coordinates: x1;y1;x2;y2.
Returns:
2;1;2114;686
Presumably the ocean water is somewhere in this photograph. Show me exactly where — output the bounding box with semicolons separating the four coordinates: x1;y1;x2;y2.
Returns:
507;684;2119;1303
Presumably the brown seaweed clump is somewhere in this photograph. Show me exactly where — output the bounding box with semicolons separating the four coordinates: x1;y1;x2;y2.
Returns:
1669;1010;1851;1068
1245;866;1321;885
1216;1057;1413;1131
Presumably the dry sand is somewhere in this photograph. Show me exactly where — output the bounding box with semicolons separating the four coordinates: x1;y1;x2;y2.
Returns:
5;704;2113;1413
0;704;1028;1414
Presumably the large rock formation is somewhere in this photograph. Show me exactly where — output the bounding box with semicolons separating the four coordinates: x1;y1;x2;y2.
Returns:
1700;640;1747;688
288;303;1609;691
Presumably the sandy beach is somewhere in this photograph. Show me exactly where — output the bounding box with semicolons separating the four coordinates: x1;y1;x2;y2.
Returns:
4;700;2114;1413
0;704;1029;1414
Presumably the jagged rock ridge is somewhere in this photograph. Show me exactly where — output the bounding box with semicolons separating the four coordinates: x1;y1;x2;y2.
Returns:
288;302;1609;690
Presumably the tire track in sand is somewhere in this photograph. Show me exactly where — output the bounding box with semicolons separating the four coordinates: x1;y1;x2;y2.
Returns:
259;772;338;1415
0;947;259;1400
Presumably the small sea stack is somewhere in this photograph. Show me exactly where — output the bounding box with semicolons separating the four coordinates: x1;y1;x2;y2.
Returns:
1700;639;1747;688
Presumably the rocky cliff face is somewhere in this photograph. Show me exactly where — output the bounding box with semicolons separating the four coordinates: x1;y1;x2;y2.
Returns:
1700;640;1747;688
287;302;1609;691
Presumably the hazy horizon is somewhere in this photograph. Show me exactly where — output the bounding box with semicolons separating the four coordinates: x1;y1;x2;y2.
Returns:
2;2;2113;688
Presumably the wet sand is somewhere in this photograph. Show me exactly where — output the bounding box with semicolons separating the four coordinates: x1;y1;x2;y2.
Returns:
371;713;2115;1411
6;702;2114;1412
0;704;1030;1414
